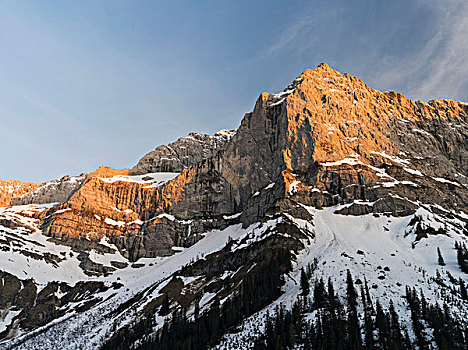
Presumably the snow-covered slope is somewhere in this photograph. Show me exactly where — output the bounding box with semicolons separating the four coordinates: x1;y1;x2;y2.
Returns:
215;204;468;349
1;198;467;349
1;219;257;349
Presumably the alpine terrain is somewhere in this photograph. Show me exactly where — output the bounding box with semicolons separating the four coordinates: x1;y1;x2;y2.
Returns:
0;63;467;349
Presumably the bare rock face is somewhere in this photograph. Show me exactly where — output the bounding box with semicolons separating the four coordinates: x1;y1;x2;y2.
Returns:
0;175;86;207
20;63;468;261
284;64;467;212
129;129;236;174
0;180;42;206
11;174;86;205
41;165;237;261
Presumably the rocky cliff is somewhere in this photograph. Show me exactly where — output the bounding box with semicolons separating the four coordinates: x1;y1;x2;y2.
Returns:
0;180;42;206
150;62;468;223
0;175;86;207
130;129;235;174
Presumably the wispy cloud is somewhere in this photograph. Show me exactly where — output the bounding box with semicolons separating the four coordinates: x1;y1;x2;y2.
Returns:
373;0;468;101
258;16;315;59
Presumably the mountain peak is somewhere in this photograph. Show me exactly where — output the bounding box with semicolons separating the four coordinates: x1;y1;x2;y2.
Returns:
89;166;129;179
299;62;339;78
315;61;331;70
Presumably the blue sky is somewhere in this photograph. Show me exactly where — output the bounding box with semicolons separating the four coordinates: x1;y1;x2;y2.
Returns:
1;0;467;181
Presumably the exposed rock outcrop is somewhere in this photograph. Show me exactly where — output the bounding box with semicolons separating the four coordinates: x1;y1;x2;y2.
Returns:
130;129;235;174
0;181;42;206
11;174;86;205
0;270;118;339
0;174;86;207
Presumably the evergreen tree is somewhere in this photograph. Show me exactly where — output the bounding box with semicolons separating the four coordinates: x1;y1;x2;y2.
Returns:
160;294;170;315
300;267;310;296
313;278;325;309
363;301;374;349
420;289;428;320
346;270;358;309
345;270;362;350
362;280;375;349
437;247;446;266
388;300;405;350
375;301;389;349
406;287;428;350
364;278;374;313
456;243;468;273
327;277;336;308
459;278;468;300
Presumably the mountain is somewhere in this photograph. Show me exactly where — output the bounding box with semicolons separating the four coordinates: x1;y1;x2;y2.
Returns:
0;63;467;349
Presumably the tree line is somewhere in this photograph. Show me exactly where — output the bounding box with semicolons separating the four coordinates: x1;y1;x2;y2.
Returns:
254;270;467;350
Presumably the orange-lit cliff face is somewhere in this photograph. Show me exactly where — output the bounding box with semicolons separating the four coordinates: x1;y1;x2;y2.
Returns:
3;63;468;262
0;174;87;207
253;62;467;176
216;63;467;221
0;180;42;206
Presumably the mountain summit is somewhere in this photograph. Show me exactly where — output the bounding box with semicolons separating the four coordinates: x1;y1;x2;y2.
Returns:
1;63;467;349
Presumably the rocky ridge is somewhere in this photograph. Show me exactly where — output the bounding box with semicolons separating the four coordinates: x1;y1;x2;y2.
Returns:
0;180;42;207
0;175;86;207
130;129;236;175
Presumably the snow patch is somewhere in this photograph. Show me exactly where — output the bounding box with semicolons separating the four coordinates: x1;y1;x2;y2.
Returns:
98;172;179;188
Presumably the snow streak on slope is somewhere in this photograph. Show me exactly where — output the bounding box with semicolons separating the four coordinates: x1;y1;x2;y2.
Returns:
0;204;132;285
0;204;88;284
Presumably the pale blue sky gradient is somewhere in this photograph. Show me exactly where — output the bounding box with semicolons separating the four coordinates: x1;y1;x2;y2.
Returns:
1;0;467;181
